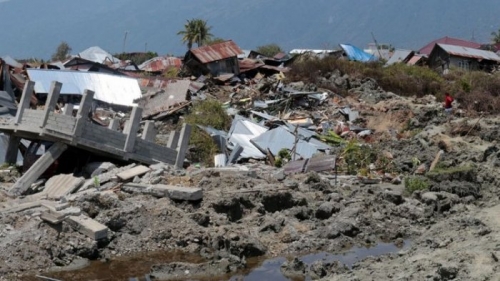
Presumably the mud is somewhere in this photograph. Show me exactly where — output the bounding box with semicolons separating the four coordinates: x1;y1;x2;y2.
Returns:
1;89;500;281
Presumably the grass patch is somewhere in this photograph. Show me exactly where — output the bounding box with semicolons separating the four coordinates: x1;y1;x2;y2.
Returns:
427;165;474;175
404;176;430;195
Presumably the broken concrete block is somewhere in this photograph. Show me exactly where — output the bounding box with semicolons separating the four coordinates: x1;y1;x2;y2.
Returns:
121;183;203;201
66;215;108;240
84;162;117;177
41;202;70;212
158;185;203;201
43;174;85;200
117;165;150;181
80;163;137;191
40;210;67;224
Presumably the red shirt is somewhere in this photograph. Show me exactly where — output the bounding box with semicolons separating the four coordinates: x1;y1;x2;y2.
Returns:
444;95;453;108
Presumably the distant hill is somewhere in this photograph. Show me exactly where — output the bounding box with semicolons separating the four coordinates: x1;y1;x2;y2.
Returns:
0;0;499;59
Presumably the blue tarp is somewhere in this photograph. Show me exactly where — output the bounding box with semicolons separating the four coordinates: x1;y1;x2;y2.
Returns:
339;44;378;62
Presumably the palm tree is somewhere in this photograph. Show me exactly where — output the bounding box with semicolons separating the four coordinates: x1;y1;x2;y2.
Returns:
177;19;213;49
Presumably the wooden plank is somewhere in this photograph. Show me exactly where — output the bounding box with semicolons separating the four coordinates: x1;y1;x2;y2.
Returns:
116;165;150;181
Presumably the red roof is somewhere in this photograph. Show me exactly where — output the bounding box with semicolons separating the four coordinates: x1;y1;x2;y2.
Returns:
190;40;243;64
419;36;481;56
139;56;182;72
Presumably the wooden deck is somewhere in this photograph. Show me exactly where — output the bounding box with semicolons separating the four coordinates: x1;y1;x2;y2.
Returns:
0;81;191;167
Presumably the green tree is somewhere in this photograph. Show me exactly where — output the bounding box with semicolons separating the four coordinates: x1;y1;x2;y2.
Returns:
205;37;226;45
491;28;500;43
255;43;284;57
51;41;72;61
177;19;213;49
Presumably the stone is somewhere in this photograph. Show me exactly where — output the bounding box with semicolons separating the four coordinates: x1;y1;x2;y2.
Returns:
315;202;339;220
383;189;405;205
421;192;438;205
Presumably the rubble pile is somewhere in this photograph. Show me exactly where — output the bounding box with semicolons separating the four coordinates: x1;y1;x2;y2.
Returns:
0;45;500;281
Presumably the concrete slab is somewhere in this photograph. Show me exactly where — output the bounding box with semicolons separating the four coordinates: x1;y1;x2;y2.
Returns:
66;215;108;240
117;165;150;181
41;202;70;212
80;163;137;191
122;183;203;201
158;184;203;201
43;174;85;200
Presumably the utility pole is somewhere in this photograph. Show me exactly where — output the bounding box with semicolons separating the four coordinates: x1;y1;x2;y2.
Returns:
122;31;129;53
370;32;382;59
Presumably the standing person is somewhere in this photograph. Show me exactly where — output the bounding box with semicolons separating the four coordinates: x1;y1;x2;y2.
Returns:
443;92;454;120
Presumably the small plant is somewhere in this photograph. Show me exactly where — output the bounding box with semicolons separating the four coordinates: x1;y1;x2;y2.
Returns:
275;148;292;167
93;176;100;189
404;176;429;195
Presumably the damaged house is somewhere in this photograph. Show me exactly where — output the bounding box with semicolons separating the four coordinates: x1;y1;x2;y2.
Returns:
428;43;500;73
183;40;243;77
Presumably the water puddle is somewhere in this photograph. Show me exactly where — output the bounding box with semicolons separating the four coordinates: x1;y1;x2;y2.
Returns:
232;240;411;281
25;241;410;281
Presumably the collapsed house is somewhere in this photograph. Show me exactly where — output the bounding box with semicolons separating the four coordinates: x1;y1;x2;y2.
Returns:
428;43;500;73
183;40;244;77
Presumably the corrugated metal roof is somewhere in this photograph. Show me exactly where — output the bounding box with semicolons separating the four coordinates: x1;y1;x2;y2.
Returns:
138;56;182;72
419;36;481;56
250;126;319;159
77;46;121;64
190;40;244;64
27;69;142;106
227;117;268;159
407;55;424;65
437;44;500;62
385;49;414;66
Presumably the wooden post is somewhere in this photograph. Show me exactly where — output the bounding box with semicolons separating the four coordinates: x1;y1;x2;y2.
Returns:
72;90;94;142
62;103;74;115
14;81;35;125
4;136;20;164
167;131;180;149
175;123;192;169
123;106;142;153
9;142;68;197
108;118;119;130
141;121;156;141
40;81;62;128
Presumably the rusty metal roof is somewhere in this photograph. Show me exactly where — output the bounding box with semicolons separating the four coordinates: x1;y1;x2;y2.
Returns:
190;40;244;64
138;56;182;72
419;36;481;56
437;44;500;62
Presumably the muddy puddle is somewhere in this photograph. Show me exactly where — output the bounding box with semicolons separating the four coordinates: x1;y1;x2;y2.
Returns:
26;241;410;281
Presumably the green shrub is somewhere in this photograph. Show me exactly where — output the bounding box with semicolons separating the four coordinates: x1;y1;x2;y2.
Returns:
184;99;232;166
404;176;429;195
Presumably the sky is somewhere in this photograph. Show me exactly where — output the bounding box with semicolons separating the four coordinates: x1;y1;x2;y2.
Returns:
0;0;498;60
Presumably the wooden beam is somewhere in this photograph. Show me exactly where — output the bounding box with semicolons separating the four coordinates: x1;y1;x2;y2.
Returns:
123;106;142;153
167;131;180;149
175;124;192;169
40;81;62;128
4;136;20;164
72;89;94;142
141;121;156;141
14;81;35;125
9;142;67;197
